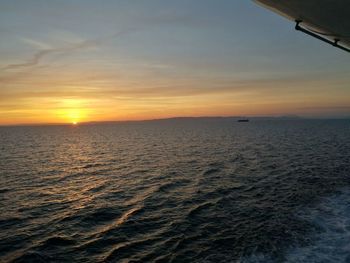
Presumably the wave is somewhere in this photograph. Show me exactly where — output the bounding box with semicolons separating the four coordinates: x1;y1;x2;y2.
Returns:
11;252;51;263
39;236;76;248
284;188;350;263
0;217;23;228
1;119;350;262
240;188;350;263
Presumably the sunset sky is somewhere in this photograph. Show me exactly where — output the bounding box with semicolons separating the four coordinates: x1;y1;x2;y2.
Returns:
1;0;349;125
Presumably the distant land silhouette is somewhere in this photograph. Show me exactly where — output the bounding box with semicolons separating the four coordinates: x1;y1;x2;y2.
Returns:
3;115;350;127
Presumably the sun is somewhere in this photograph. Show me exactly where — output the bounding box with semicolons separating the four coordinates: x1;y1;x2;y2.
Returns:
55;99;91;125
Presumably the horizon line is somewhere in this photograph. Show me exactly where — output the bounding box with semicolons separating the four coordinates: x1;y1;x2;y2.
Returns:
1;115;349;127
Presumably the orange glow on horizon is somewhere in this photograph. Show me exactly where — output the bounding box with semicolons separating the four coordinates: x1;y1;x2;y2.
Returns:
1;84;350;125
54;99;91;124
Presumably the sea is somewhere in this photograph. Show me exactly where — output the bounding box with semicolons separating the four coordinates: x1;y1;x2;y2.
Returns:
1;118;350;263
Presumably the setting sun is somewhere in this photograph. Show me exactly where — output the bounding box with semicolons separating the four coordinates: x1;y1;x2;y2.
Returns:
53;99;92;124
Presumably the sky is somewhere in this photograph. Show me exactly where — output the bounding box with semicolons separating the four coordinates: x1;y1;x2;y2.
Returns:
0;0;349;125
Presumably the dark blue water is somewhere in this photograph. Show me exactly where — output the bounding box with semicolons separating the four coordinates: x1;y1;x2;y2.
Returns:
1;118;350;263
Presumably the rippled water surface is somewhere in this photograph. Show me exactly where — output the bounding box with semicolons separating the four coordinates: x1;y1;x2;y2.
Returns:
1;119;350;262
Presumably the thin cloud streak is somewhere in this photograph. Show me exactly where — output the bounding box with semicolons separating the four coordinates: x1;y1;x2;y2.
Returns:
1;13;206;72
1;29;135;72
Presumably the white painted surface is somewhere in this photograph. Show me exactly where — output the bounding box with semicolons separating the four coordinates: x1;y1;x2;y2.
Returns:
255;0;350;47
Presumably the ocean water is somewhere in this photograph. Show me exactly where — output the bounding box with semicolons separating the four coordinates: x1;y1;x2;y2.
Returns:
0;118;350;263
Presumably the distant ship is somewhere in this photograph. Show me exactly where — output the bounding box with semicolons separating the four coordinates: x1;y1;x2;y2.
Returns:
238;119;249;122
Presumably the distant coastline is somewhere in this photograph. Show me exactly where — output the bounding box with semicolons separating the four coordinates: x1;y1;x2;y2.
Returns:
1;115;350;127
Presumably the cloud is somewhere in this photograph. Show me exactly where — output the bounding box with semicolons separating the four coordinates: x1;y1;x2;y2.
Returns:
1;29;135;72
299;106;350;111
20;37;52;50
0;11;210;73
